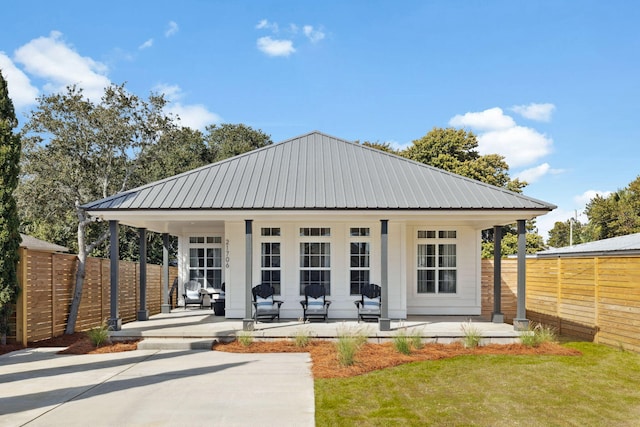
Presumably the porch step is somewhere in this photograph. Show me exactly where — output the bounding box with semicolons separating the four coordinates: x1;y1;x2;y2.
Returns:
137;338;218;351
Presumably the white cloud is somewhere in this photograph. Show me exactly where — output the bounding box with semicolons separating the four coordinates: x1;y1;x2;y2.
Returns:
256;19;279;32
303;25;325;43
478;126;553;168
512;103;556;122
448;107;516;131
154;83;221;131
0;52;39;110
257;36;295;57
168;103;221;130
448;106;554;169
515;163;563;183
574;189;613;206
165;21;179;37
13;31;110;101
139;39;154;50
516;163;551;183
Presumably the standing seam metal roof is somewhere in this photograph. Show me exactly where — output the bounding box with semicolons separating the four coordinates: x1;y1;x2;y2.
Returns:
83;131;556;211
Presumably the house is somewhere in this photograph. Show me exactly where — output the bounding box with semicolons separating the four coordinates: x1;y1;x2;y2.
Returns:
537;233;640;258
19;234;69;253
83;131;555;330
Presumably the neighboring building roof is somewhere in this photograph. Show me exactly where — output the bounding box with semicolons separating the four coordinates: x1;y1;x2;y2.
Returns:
537;233;640;258
19;234;69;253
84;131;556;212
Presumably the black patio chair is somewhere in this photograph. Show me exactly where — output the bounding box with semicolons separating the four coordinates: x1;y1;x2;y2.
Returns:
354;283;381;322
300;283;331;322
251;283;284;322
182;280;204;309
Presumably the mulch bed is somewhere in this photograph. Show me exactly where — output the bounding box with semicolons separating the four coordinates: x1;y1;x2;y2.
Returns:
2;334;580;379
0;333;139;356
213;340;581;378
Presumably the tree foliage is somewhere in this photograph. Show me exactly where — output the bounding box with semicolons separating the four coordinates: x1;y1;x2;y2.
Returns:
0;70;22;342
18;83;174;333
205;123;272;162
584;176;640;241
401;127;526;192
481;233;545;258
547;219;587;248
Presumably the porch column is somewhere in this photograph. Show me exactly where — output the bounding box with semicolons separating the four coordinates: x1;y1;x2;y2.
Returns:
243;220;254;331
108;220;122;331
161;233;171;314
137;228;149;321
379;220;391;331
514;219;528;330
492;226;504;323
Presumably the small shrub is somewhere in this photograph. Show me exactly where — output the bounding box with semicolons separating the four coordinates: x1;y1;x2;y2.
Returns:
461;320;482;349
520;322;557;347
335;326;367;366
237;331;254;347
393;328;424;355
393;331;412;355
294;328;312;348
87;320;111;347
410;330;424;350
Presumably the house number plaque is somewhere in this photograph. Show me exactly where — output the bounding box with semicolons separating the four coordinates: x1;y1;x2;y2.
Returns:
225;239;230;268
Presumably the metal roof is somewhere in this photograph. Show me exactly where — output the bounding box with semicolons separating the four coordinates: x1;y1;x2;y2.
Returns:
537;233;640;258
20;234;69;252
83;131;556;212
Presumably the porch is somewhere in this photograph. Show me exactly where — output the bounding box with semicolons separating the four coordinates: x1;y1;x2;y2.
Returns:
109;308;523;350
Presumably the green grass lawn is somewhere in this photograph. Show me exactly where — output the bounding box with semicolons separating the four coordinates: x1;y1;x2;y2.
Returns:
315;342;640;426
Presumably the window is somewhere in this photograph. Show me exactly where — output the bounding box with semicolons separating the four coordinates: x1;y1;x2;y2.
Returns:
261;242;281;294
261;227;281;237
416;230;456;294
349;227;370;295
188;236;223;288
300;242;331;294
300;227;331;237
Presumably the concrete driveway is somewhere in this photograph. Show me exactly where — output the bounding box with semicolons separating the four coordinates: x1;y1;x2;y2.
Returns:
0;348;314;426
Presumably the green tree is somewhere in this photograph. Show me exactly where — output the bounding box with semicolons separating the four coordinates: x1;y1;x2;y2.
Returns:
481;233;545;258
205;123;272;162
0;70;22;344
585;176;640;240
401;127;526;191
547;219;586;248
359;140;398;154
18;83;174;333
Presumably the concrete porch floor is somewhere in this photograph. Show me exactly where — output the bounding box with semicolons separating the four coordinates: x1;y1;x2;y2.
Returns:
110;309;523;349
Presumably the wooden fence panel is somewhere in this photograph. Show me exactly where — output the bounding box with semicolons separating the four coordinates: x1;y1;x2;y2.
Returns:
12;249;174;344
481;259;518;323
596;257;640;352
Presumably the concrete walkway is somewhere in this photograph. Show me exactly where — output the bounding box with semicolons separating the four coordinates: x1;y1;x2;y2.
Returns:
0;347;314;427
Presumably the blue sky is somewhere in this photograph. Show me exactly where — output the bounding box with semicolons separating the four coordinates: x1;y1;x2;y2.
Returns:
2;1;639;239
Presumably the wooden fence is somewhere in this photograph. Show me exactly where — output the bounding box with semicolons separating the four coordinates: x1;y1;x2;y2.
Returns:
10;248;177;345
482;257;640;353
7;250;639;352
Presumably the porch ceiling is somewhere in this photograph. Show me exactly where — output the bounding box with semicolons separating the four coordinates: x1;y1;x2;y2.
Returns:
88;208;548;235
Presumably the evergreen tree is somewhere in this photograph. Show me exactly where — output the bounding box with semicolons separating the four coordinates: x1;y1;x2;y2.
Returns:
0;70;22;344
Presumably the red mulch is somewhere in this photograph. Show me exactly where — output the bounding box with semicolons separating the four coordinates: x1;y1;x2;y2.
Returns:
213;340;581;379
2;334;580;379
0;333;139;356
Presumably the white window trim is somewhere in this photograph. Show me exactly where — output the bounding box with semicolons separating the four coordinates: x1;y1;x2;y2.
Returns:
415;229;458;296
259;227;282;295
348;227;371;296
298;226;332;295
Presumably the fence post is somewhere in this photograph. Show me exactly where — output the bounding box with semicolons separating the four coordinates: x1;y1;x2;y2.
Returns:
557;257;562;335
15;247;28;346
594;257;600;343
